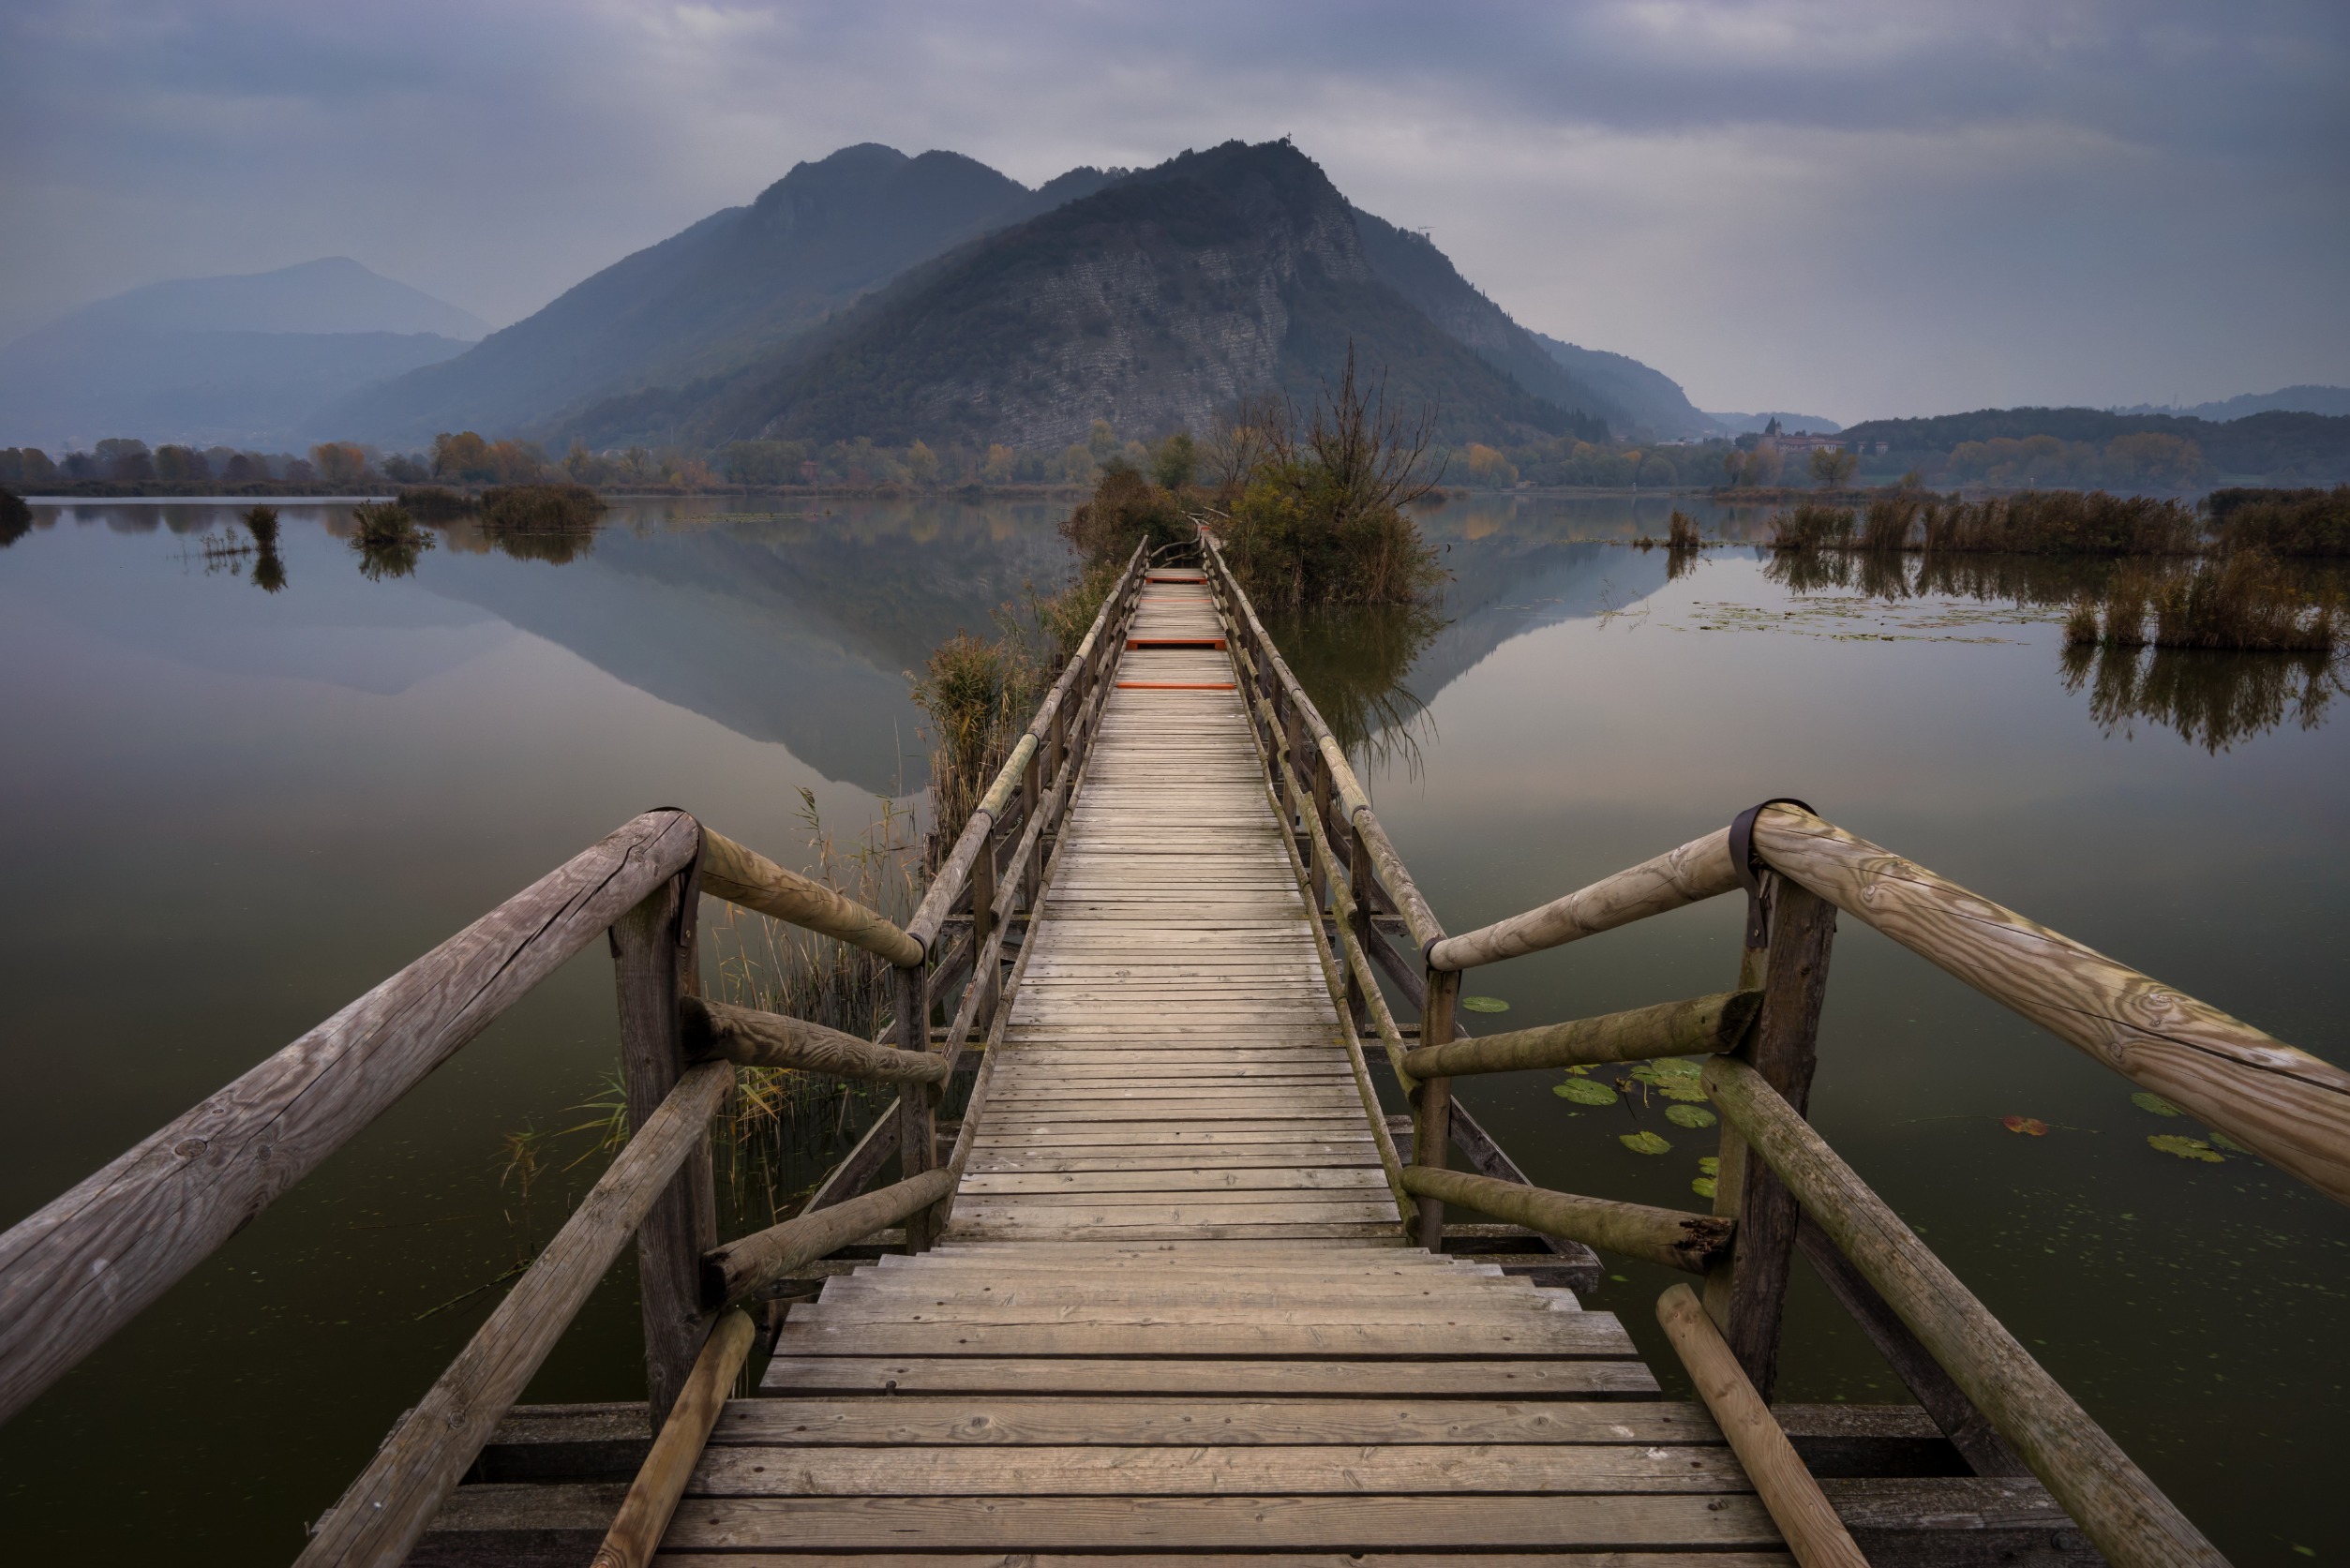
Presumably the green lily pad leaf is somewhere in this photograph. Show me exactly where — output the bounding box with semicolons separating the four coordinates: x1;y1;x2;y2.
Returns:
1553;1078;1617;1106
1562;1063;1591;1076
1665;1103;1718;1128
2208;1130;2251;1154
1620;1130;1673;1156
1657;1084;1710;1103
1461;995;1510;1013
2148;1134;2223;1163
2131;1091;2184;1117
1698;1156;1720;1176
1690;1175;1717;1200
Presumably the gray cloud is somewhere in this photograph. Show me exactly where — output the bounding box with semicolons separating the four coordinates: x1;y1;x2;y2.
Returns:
3;0;2343;423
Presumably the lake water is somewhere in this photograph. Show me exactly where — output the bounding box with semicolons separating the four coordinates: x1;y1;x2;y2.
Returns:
0;495;2343;1561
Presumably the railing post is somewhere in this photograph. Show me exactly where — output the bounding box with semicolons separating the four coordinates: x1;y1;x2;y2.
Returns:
970;818;997;1019
1411;965;1459;1250
1020;745;1043;912
1703;872;1836;1398
892;959;936;1251
1341;822;1373;1033
609;850;714;1428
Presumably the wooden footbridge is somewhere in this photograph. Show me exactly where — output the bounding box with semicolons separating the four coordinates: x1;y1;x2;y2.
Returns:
5;539;2346;1567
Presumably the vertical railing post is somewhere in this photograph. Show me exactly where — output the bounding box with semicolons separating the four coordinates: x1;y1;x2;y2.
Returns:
1704;872;1836;1398
970;818;997;1019
893;958;936;1251
1020;745;1043;912
1411;965;1459;1251
1341;820;1373;1034
610;847;714;1427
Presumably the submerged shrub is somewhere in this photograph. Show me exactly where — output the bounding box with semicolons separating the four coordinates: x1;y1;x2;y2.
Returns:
1769;503;1855;550
397;485;477;518
1061;469;1191;563
480;481;604;532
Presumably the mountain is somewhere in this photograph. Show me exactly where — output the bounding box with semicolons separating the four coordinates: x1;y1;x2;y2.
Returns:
1707;411;1844;436
0;258;483;452
1528;333;1718;439
561;141;1609;453
1346;214;1623;432
328;145;1121;448
2108;385;2350;422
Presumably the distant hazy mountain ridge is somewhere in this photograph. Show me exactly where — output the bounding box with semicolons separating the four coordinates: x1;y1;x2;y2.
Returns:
560;141;1609;452
2106;386;2350;422
0;257;482;452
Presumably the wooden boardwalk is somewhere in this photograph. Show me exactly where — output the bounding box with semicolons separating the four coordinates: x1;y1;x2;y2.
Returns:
661;572;1772;1561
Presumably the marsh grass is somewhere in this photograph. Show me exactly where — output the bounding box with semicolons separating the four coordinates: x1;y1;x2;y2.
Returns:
476;482;606;563
1769;503;1856;550
2065;553;2339;653
2208;485;2350;557
397;485;476;519
909;630;1041;872
349;500;434;581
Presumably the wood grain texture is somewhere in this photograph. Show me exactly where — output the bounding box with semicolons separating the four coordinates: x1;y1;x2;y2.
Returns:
1401;1166;1733;1275
590;1308;754;1568
612;868;716;1429
684;997;949;1084
0;808;699;1426
1429;829;1742;972
1400;991;1761;1080
1752;801;2350;1205
1707;1054;2223;1568
1656;1284;1869;1568
297;1059;732;1568
697;828;921;965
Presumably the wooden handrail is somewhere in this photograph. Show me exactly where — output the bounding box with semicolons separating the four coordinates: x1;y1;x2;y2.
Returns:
1655;1283;1868;1568
905;545;1145;954
1427;829;1741;971
699;828;921;966
1749;802;2350;1205
701;1166;958;1305
1399;990;1760;1080
0;808;699;1427
1399;1165;1735;1273
298;1060;735;1568
590;1307;756;1568
683;996;950;1083
1704;1054;2226;1568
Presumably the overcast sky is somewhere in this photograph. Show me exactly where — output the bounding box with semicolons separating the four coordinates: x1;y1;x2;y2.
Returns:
3;0;2343;423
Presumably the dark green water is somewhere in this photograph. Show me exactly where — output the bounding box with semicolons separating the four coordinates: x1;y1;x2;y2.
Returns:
0;495;2342;1561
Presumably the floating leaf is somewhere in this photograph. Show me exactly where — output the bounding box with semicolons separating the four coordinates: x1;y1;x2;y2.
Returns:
1658;1084;1710;1104
1690;1175;1717;1200
1460;995;1511;1013
1620;1131;1673;1156
1698;1156;1720;1176
2148;1134;2224;1163
1631;1059;1710;1102
1553;1078;1617;1106
2001;1116;2049;1137
2131;1091;2184;1118
1562;1063;1592;1077
2208;1130;2251;1154
1666;1103;1718;1128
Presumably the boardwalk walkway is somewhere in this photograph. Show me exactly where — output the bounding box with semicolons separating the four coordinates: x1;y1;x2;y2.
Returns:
652;572;1779;1560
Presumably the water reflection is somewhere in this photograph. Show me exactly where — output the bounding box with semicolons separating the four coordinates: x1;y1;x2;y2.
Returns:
1264;604;1441;769
2061;639;2343;753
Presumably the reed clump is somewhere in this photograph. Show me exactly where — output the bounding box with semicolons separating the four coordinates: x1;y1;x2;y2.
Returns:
2207;485;2350;557
2063;553;2338;653
909;630;1041;872
1921;491;2200;555
1668;510;1701;552
349;500;435;581
1859;494;1923;552
1768;503;1855;550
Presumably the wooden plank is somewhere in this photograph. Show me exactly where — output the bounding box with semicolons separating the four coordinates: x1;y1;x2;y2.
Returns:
709;1396;1721;1447
657;1492;1782;1551
685;1441;1754;1496
0;808;700;1426
763;1318;1638;1358
757;1355;1660;1397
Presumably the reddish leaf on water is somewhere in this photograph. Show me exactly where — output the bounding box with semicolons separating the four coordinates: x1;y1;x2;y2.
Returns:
2001;1115;2049;1136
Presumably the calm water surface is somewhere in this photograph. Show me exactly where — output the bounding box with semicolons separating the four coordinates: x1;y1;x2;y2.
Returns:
0;494;2343;1561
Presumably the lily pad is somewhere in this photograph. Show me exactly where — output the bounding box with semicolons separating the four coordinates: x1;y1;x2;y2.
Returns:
2208;1130;2251;1154
2148;1134;2224;1163
1666;1103;1718;1128
1620;1130;1673;1156
1461;995;1511;1013
1553;1078;1617;1106
1632;1059;1710;1103
1690;1175;1717;1200
1698;1156;1720;1176
2131;1091;2184;1117
2001;1116;2049;1136
1562;1063;1592;1077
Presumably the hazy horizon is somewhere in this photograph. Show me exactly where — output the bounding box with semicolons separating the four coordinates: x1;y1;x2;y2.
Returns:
4;2;2344;426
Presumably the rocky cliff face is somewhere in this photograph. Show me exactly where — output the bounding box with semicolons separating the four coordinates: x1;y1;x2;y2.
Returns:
588;141;1598;452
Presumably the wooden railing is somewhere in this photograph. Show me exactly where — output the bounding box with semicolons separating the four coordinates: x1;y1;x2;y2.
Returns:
0;545;1150;1567
1199;530;2345;1568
